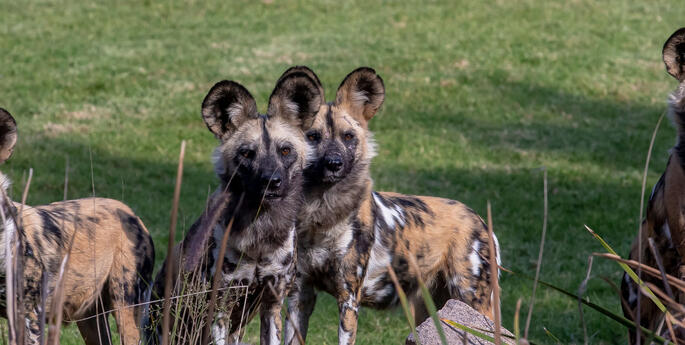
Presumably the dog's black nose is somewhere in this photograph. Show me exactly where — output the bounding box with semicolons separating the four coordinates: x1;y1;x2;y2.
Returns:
261;172;282;189
325;157;343;172
269;177;282;189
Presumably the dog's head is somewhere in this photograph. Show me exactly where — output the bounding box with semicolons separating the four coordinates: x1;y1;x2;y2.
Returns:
302;67;384;185
0;109;17;240
0;109;17;167
663;28;685;140
202;71;322;205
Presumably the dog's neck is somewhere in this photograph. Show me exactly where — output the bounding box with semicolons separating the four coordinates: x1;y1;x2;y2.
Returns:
0;173;17;267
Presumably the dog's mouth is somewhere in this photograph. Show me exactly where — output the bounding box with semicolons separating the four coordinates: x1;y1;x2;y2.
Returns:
263;191;283;200
321;174;343;184
320;168;347;184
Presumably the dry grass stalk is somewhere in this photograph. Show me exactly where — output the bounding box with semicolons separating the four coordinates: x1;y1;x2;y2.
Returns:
644;282;685;315
514;298;522;343
593;253;685;292
665;313;679;345
486;201;501;345
647;237;675;299
636;112;665;345
162;140;186;345
524;168;547;339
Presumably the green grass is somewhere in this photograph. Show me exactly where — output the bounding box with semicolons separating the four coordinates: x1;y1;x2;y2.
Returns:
1;0;684;343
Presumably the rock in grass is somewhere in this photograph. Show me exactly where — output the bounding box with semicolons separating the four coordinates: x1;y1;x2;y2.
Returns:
406;299;515;345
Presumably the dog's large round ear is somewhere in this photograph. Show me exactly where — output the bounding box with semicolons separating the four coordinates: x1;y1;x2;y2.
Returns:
276;66;325;100
335;67;384;124
267;71;323;130
0;109;17;164
663;28;685;82
201;80;258;141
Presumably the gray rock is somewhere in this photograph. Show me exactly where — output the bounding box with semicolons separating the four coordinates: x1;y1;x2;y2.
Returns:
406;299;515;345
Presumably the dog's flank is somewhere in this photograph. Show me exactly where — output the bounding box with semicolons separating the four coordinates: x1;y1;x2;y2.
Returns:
621;27;685;343
284;67;500;345
145;71;320;345
0;108;154;345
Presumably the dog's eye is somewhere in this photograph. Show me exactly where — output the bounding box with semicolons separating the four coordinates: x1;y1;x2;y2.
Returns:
239;149;254;159
344;133;354;141
306;131;321;142
280;147;291;156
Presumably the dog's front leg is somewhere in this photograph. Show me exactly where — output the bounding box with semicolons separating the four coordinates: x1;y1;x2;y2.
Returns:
23;268;43;345
337;250;370;344
285;278;316;345
260;275;288;345
336;217;373;345
337;284;361;345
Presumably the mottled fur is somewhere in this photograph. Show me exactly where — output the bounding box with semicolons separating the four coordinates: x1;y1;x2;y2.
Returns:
621;28;685;344
145;72;320;345
0;108;154;345
284;67;500;345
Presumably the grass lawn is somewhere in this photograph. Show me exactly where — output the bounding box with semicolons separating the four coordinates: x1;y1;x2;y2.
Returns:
2;0;685;343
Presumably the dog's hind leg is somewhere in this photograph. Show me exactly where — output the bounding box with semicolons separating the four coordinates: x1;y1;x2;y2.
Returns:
77;308;112;345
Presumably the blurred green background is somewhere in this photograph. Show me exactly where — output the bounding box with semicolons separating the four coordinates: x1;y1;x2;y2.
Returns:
1;0;684;343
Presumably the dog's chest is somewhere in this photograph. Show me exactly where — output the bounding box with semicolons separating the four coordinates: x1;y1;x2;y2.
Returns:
208;224;296;288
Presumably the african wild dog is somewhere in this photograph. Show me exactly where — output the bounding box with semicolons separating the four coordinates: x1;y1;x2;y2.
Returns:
283;67;501;345
144;71;321;344
621;27;685;343
0;108;154;344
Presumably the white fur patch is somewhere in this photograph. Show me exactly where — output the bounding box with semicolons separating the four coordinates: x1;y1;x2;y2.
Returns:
0;173;10;193
283;99;300;115
336;224;354;252
662;223;674;248
493;233;502;270
469;241;481;276
362;205;394;302
211;313;228;345
339;326;352;345
372;193;405;229
0;173;14;268
284;309;299;345
268;316;279;344
227;103;244;120
351;90;370;105
344;295;358;313
307;247;329;270
625;274;638;305
365;132;378;160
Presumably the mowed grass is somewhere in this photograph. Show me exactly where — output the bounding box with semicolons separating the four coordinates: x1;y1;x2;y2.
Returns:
1;0;684;343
